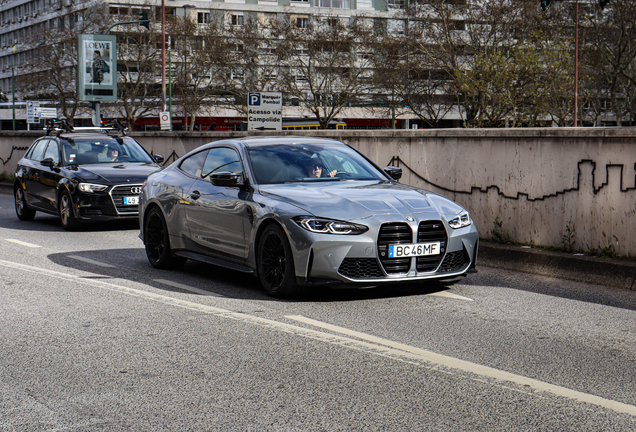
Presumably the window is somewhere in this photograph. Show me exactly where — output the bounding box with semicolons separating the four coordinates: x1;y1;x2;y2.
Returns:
386;0;406;9
179;150;208;178
197;12;210;24
231;14;244;26
295;17;309;28
202;148;242;178
27;139;48;161
319;0;350;7
43;141;60;165
357;0;373;8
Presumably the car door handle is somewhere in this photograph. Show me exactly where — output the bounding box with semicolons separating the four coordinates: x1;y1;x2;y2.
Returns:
190;190;201;200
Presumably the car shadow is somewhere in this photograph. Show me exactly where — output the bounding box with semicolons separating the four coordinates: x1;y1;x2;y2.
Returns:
0;213;139;232
45;248;455;302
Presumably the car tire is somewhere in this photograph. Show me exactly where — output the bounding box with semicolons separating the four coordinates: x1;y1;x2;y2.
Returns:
14;184;36;221
59;189;79;231
144;207;187;269
257;224;301;298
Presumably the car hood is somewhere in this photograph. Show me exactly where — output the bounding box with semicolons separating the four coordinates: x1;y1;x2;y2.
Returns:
258;181;464;220
73;163;160;185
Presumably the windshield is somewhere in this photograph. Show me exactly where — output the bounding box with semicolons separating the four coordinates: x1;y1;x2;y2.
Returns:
61;136;154;165
246;143;386;184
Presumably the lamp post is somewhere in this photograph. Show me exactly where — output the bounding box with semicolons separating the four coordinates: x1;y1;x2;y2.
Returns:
162;0;167;112
574;0;579;127
12;65;15;131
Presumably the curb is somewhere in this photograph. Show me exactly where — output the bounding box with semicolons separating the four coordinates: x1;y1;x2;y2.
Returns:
0;182;634;291
479;241;636;291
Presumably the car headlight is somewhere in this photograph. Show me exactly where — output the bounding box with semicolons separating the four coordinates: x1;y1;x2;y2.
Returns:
293;216;368;235
449;211;471;229
78;183;108;193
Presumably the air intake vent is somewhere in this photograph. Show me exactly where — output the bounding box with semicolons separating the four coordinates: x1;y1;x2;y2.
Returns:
439;249;470;273
377;222;412;274
416;220;447;272
338;258;384;279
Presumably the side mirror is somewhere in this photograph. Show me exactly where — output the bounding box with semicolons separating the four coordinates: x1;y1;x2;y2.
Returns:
384;166;402;181
211;171;243;187
153;154;164;164
41;158;55;168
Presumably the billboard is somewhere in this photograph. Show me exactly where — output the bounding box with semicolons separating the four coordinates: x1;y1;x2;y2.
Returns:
77;34;117;102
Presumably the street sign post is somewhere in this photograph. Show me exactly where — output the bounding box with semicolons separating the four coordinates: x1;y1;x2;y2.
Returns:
26;101;40;124
247;92;282;131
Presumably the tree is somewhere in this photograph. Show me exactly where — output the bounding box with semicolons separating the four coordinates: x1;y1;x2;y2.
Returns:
580;0;636;125
271;15;375;129
109;8;162;129
215;14;281;115
372;15;454;127
166;11;237;131
19;3;108;123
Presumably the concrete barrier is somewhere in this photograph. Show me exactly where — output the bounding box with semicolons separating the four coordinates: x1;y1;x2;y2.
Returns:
2;128;635;256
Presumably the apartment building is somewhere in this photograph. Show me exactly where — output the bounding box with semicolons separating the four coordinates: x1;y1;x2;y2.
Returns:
0;0;469;129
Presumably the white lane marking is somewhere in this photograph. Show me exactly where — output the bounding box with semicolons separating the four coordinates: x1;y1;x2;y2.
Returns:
285;315;636;417
68;255;116;268
429;291;473;301
5;239;41;248
1;258;634;417
154;279;224;297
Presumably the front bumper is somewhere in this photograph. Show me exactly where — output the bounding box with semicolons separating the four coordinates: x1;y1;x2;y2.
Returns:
284;217;479;287
74;184;143;221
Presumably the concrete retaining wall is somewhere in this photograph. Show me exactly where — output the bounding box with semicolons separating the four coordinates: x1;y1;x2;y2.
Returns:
2;128;635;256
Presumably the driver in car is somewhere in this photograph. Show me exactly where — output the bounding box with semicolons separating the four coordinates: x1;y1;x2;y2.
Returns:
107;145;120;162
305;160;336;178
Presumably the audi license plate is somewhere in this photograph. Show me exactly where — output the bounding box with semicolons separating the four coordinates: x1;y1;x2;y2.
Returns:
388;242;441;258
123;196;139;205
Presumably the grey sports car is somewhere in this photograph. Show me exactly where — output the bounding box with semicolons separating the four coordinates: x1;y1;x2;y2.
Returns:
139;137;478;298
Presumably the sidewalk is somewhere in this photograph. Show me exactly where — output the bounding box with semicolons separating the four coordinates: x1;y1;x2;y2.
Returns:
1;181;634;291
479;241;636;291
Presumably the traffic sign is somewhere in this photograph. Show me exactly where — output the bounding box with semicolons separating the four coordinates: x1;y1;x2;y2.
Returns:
34;107;57;118
160;111;171;130
247;92;282;131
26;101;40;124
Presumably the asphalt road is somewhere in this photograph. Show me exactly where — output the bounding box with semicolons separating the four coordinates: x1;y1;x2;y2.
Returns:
1;192;635;431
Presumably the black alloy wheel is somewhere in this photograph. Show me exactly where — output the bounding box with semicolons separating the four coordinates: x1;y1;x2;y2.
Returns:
257;224;300;298
59;189;79;231
144;207;186;269
14;184;36;221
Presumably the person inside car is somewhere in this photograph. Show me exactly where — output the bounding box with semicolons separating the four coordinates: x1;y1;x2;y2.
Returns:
305;160;336;178
107;145;119;162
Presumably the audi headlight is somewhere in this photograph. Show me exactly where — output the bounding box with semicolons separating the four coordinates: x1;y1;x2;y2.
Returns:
78;183;108;193
449;211;471;229
293;216;368;235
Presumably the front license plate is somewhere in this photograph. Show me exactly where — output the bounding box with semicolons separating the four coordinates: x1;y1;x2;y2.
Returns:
388;242;441;258
123;196;139;205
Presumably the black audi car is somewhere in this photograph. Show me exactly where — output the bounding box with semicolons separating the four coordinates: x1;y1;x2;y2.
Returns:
14;120;163;230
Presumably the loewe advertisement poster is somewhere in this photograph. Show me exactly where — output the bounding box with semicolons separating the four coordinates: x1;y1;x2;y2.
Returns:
77;34;117;102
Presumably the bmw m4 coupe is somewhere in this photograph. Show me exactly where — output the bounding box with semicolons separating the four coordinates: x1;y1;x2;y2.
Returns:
139;137;478;298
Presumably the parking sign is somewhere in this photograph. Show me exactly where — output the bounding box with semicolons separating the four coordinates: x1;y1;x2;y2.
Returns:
247;92;282;131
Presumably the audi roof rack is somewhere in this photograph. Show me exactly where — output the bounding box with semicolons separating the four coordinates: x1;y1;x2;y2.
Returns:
45;118;74;136
45;118;128;136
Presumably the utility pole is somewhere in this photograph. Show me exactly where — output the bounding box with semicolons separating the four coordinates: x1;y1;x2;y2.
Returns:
540;0;610;127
